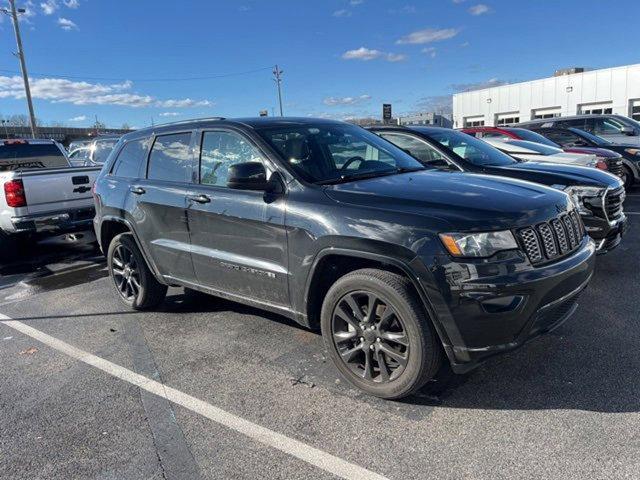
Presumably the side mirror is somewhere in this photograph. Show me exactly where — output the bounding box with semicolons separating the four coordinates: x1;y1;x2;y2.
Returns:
227;162;268;190
620;125;636;136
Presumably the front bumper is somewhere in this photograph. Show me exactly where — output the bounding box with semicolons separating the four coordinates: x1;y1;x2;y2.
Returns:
11;207;95;234
421;238;596;373
582;213;627;254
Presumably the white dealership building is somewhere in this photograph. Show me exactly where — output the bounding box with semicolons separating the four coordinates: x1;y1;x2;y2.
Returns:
452;63;640;128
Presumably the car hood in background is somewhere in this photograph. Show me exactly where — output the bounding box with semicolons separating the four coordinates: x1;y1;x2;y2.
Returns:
494;161;623;189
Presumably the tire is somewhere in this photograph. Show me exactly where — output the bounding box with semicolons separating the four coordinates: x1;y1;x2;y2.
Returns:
622;165;634;190
0;230;19;265
321;268;443;399
107;233;167;310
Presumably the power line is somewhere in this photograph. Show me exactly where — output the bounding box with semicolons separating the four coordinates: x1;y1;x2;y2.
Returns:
0;66;274;83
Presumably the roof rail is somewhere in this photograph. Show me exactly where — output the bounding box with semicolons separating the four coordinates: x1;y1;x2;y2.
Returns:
152;116;226;128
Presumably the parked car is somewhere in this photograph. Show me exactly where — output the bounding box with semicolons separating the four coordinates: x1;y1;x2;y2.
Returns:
482;138;599;167
524;126;640;189
371;126;627;253
68;135;120;167
461;126;625;179
93;117;596;399
518;114;640;146
0;139;101;260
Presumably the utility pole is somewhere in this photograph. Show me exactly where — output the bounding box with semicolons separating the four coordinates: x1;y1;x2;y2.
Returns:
273;65;284;117
6;0;38;138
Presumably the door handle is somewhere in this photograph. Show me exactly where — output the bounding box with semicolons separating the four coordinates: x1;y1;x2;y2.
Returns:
188;194;211;204
130;186;146;195
73;186;91;193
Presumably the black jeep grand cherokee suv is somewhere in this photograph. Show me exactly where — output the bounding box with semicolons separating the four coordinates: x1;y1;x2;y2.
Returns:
93;117;596;399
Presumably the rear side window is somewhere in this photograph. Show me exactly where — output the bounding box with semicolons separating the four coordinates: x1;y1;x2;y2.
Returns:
147;133;192;182
0;143;68;171
112;138;150;178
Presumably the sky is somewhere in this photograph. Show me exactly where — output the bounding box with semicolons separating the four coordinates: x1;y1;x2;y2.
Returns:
0;0;639;129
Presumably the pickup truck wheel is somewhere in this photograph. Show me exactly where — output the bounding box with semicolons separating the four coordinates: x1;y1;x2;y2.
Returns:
0;230;19;264
107;233;167;310
321;268;442;399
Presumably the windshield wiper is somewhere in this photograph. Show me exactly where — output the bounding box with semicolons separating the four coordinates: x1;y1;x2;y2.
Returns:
318;166;424;185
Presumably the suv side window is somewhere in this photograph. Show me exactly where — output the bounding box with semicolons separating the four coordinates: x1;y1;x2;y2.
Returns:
592;118;625;135
199;130;265;187
540;129;582;146
379;133;449;166
147;133;192;182
112;138;150;178
562;119;587;130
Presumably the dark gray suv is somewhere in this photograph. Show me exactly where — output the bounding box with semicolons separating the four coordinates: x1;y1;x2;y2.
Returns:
93;117;596;399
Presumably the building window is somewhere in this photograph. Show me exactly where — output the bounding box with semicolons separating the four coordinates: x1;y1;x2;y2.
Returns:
579;103;613;115
496;116;520;125
464;117;485;127
533;113;561;119
630;100;640;121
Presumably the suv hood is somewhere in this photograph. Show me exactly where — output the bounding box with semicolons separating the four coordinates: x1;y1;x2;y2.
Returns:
323;170;570;231
495;161;623;189
563;146;620;158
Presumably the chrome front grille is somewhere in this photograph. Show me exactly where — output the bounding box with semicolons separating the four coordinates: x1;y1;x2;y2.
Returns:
518;212;584;265
606;158;624;178
604;187;625;221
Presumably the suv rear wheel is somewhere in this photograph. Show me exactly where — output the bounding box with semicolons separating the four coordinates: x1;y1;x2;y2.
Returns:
321;268;442;399
107;233;167;310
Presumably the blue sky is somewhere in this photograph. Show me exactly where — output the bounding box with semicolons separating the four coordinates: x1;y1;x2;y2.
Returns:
1;0;639;128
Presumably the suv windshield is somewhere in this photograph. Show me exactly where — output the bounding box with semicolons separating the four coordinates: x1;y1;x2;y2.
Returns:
508;128;559;147
568;127;611;146
0;143;69;171
420;129;517;167
256;123;424;184
504;140;563;155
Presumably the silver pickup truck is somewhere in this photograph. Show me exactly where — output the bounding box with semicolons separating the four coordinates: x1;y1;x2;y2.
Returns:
0;139;101;258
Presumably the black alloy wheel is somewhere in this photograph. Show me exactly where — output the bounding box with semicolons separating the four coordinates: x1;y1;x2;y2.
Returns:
332;291;409;383
111;243;141;302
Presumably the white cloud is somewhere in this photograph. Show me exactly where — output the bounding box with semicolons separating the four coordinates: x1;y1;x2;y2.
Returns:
396;28;460;45
342;47;406;62
63;0;80;8
468;4;489;15
0;75;214;109
422;47;437;58
450;78;506;92
333;9;352;17
68;115;86;122
57;17;77;30
159;112;182;117
386;53;406;62
460;41;470;47
40;0;58;15
350;0;363;5
323;94;371;106
389;5;416;14
452;0;466;3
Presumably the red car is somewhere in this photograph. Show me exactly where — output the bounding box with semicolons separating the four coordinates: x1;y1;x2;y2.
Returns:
461;126;624;177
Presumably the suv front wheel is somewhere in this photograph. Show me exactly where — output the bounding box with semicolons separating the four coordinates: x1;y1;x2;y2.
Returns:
321;268;442;399
107;233;167;310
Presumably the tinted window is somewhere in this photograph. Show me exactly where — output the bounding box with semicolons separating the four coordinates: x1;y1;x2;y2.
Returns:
592;118;625;135
200;131;264;187
562;118;588;130
147;133;192;182
536;129;584;146
93;139;118;164
0;143;69;171
504;140;563;155
379;133;448;165
256;124;423;184
112;138;150;178
422;129;516;167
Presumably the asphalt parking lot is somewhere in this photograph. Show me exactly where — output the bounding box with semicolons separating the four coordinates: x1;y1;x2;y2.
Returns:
1;189;639;480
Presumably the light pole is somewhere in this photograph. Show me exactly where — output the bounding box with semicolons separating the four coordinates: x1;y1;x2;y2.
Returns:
273;65;284;117
1;1;38;138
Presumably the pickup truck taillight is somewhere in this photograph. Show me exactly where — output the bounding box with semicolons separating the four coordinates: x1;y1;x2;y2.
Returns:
4;179;27;208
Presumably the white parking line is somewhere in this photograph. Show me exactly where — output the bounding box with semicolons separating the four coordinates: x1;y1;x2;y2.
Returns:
0;316;388;480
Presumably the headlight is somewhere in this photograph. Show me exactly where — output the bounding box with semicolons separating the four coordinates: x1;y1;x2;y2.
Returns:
624;148;640;156
439;231;518;258
563;186;604;215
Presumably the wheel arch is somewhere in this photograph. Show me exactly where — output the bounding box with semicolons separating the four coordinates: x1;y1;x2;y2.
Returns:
302;248;456;363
